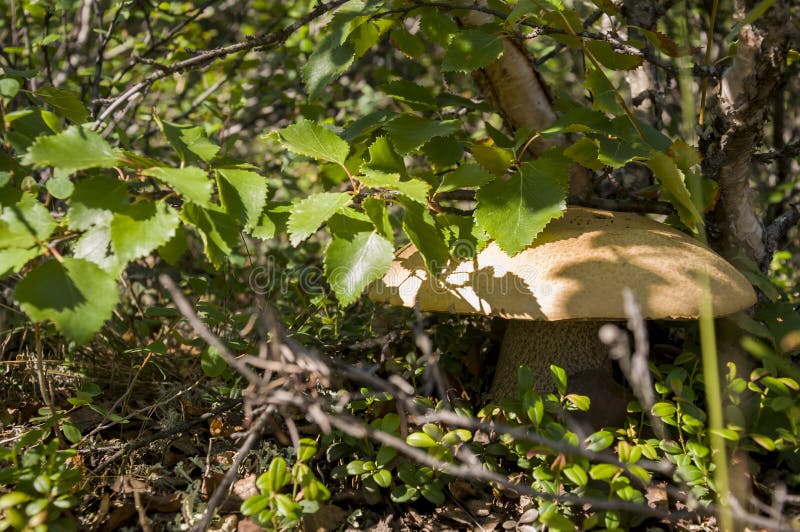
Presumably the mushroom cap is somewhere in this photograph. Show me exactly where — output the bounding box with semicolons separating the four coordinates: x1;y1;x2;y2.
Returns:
368;208;756;320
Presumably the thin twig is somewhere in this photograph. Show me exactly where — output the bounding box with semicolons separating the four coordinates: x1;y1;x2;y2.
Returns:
436;189;676;215
90;399;241;474
93;0;349;131
160;274;261;384
190;407;272;532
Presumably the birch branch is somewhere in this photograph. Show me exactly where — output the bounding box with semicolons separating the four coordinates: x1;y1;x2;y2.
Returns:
705;1;791;264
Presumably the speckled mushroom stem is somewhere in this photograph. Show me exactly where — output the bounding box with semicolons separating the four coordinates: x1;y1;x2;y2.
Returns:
490;320;613;398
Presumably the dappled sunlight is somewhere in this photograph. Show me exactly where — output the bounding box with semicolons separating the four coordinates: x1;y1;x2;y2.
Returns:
370;208;756;321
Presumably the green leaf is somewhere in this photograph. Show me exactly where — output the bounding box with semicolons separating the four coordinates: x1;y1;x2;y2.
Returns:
474;151;569;255
440;429;471;446
362;197;392;239
669;139;702;172
523;390;545;426
346;460;368;475
390;485;418;503
252;201;291;240
421;484;446;506
302;33;355;99
0;192;56;248
470;144;514;176
597;136;649;168
240;494;270;516
584;430;614;452
372;469;392;488
385;115;460;154
508;0;539;23
0;247;41;277
359;169;430;204
585;40;643;70
328;209;374;238
158;226;188;264
180;204;240;267
564;137;604;170
22;125;119;173
153;115;220;163
563;464;588;486
419;9;458;46
0;78;21;99
41;109;62;133
437;213;489;258
442;29;504;72
141;166;213;208
437;163;494;193
367;136;406;175
287;192;351;246
400;198;450;273
711;428;740;441
390;28;425;58
275;494;301;520
216;168;267;231
376;446;398;467
382;80;437;109
61;422;82;443
110;200;180;262
297;438;317;462
201;346;228;377
349;19;393;58
565;393;591;411
423;136;464;167
301;4;371;93
34;87;89;124
589;463;621;480
72;224;124;275
406;432;437;448
585;67;623;114
644;151;702;228
263;457;291;492
67;176;129;231
325;231;394;306
14;258;118;344
45;176;74;199
541;511;576;532
543;106;613;136
275;118;350;166
636;28;686;57
550;365;567;395
342;109;395;142
651;402;676;417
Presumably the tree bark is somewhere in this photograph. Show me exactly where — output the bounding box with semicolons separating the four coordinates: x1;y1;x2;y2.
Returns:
458;2;593;197
704;1;791;266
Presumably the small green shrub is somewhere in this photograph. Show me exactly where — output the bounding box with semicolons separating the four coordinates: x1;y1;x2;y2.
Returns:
241;438;330;530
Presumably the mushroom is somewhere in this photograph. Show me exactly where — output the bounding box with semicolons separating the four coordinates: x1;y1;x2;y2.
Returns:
369;207;756;399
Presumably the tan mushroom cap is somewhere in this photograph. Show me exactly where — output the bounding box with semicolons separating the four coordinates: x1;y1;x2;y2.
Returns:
369;207;756;320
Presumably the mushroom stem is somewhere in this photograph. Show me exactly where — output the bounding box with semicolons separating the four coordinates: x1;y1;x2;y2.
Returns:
491;320;612;397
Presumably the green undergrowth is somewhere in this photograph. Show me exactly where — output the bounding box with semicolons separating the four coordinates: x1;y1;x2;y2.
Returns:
2;274;799;530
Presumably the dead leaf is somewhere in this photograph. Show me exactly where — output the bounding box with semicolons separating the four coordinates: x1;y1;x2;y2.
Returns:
111;475;149;494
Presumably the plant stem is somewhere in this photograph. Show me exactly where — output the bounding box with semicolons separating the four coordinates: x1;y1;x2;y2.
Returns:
698;0;720;126
677;2;731;528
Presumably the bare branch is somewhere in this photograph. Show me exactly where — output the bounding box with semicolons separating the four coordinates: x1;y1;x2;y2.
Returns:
190;407;272;532
93;0;349;131
159;274;262;384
